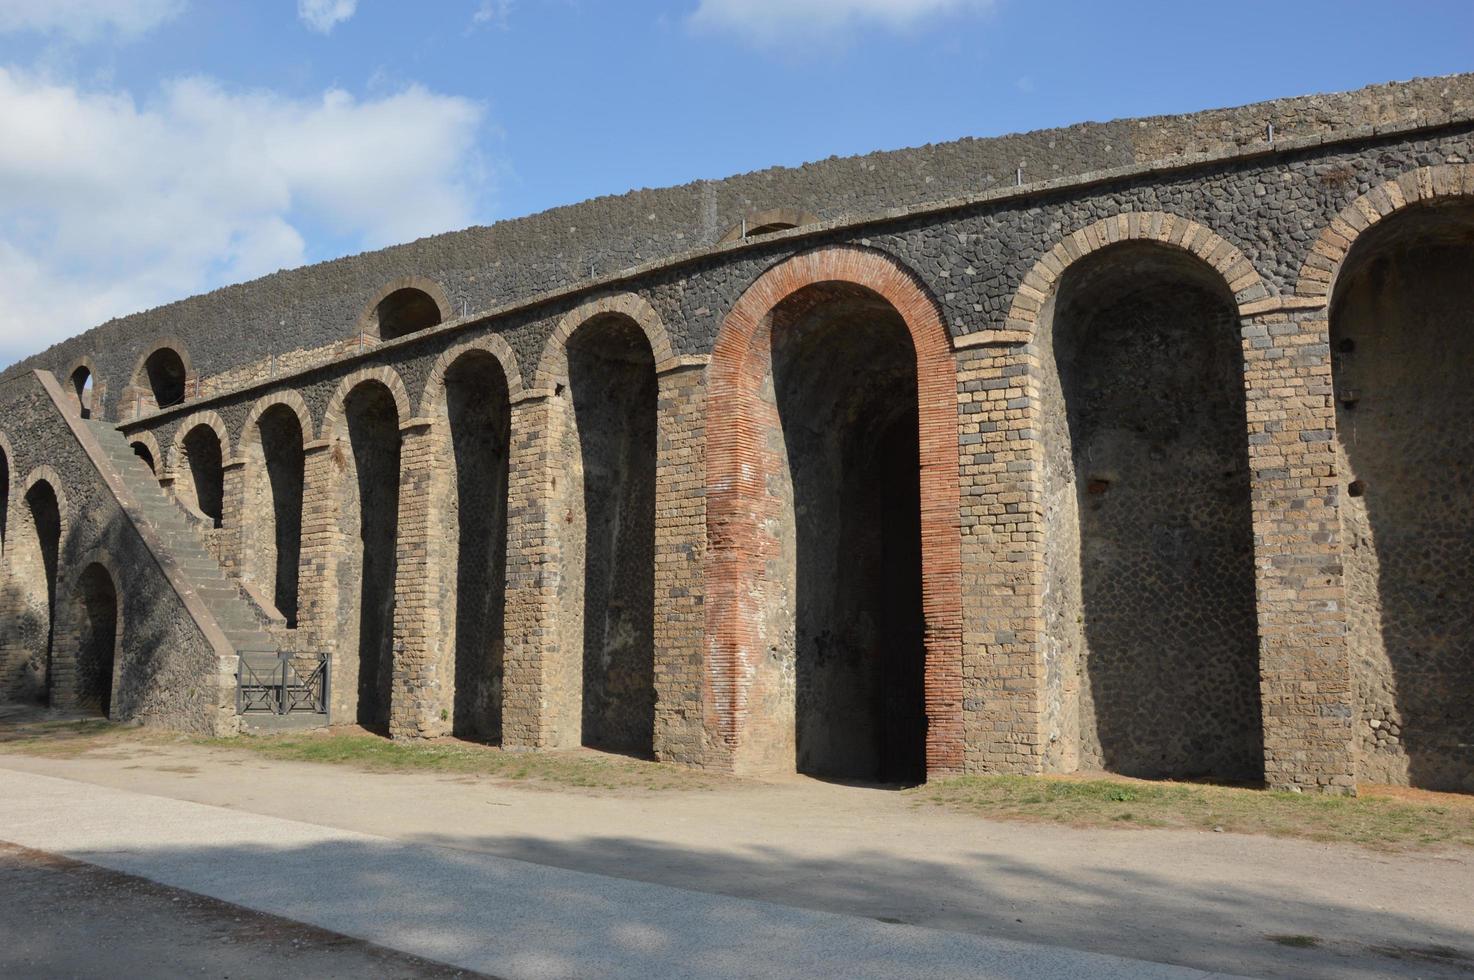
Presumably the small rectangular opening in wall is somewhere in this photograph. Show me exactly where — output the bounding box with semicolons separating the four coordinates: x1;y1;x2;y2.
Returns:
1348;480;1366;498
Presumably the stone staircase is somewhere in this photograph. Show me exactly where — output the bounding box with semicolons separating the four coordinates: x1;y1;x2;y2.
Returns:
82;419;281;663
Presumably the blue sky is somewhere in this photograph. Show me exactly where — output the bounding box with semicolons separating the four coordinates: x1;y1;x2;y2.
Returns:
0;0;1470;363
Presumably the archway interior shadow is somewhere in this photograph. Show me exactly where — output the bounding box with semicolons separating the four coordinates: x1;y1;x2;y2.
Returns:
181;425;224;529
771;284;926;785
1331;201;1474;793
144;349;186;409
19;482;61;706
446;354;510;743
1047;243;1262;782
568;315;657;758
257;407;305;628
345;384;401;734
74;563;118;717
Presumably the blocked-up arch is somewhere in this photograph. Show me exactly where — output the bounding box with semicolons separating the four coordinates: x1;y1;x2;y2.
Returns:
1001;212;1270;342
718;208;822;244
322;366;412;440
356;276;451;342
705;245;964;779
8;467;68;704
1024;230;1263;782
1295;164;1474;303
1315;166;1474;792
419;336;525;418
533;292;675;391
62;557;122;717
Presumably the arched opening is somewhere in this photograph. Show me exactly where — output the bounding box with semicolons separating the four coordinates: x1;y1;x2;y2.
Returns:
0;448;9;551
143;348;188;410
244;406;305;628
69;366;94;419
718;208;821;244
373;288;442;341
441;353;511;741
176;424;224;528
1331;199;1474;793
73;563;118;717
1039;241;1261;782
336;381;402;733
9;481;62;704
564;314;657;757
130;441;157;474
767;283;926;784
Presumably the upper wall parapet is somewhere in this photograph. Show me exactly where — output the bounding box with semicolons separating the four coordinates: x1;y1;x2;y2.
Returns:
10;73;1474;420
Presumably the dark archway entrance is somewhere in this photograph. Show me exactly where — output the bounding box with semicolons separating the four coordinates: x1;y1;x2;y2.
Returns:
21;480;62;705
1331;200;1474;793
178;424;225;528
143;348;187;410
444;353;511;741
1041;242;1261;782
74;563;118;717
566;314;657;757
254;406;305;628
342;382;402;732
770;284;926;784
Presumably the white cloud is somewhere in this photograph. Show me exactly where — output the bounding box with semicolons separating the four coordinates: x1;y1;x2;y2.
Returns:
297;0;356;34
472;0;515;29
0;0;184;40
0;67;487;361
689;0;993;45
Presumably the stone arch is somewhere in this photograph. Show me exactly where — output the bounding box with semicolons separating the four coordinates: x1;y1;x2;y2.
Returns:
239;389;316;448
237;392;313;628
1027;229;1262;782
718;207;822;244
1316;167;1474;793
1295;164;1474;303
1001;212;1270;342
355;276;452;342
66;356;99;419
7;467;68;704
127;432;163;476
126;340;195;416
322;365;413;441
418;335;525;418
59;554;123;717
533;292;675;392
168;410;230;529
705;244;964;779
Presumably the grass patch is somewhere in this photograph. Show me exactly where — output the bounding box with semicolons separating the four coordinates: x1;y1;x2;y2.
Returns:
198;730;726;793
910;774;1474;852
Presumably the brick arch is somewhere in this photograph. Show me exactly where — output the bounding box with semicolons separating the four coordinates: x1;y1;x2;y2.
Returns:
126;338;196;410
704;244;964;776
1002;212;1270;341
320;366;413;441
126;432;163;476
1295;164;1474;303
17;465;70;574
533;291;675;391
238;390;316;452
419;335;525;418
168;410;232;475
355;275;453;341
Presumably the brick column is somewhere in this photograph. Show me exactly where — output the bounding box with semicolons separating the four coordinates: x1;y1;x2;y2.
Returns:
1241;308;1355;793
296;438;351;720
390;417;443;738
955;339;1047;775
501;393;577;749
218;458;246;575
651;361;708;766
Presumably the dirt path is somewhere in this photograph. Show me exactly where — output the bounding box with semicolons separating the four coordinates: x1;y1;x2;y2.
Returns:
2;737;1471;979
